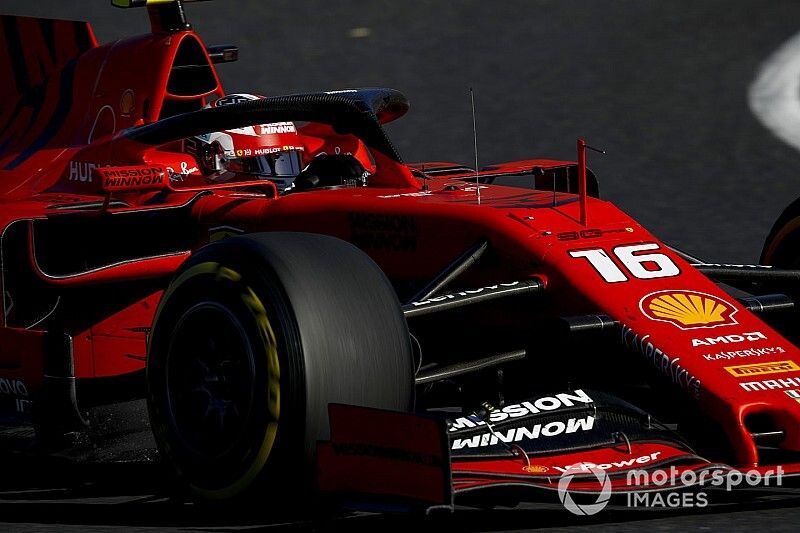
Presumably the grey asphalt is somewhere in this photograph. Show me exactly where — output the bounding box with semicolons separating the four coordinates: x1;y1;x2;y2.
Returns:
1;0;800;530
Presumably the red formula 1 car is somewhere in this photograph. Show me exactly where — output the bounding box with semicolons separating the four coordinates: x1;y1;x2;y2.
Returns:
3;0;800;512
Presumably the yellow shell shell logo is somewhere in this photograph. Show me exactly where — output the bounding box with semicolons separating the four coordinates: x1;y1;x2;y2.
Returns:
523;465;549;473
120;89;135;115
640;290;737;329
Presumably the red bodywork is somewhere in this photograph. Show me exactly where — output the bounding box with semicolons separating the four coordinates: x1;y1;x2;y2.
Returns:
1;6;800;508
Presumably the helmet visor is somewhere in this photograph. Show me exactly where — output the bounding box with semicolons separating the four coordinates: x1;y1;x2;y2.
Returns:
222;150;303;192
226;151;303;176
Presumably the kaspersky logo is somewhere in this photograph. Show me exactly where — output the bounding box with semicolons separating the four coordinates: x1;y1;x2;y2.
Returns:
725;360;800;377
640;290;738;330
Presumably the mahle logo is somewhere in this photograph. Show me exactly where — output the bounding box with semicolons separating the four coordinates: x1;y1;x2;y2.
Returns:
640;290;737;330
557;464;612;516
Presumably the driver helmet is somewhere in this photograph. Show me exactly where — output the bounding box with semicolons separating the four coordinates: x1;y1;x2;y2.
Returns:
186;93;305;192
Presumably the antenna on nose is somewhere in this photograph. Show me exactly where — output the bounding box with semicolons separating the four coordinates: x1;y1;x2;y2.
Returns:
577;138;605;225
470;87;481;205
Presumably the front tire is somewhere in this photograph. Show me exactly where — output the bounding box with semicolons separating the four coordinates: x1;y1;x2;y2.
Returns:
761;197;800;267
147;232;414;499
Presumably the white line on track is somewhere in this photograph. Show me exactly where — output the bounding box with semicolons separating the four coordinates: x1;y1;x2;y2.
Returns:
749;30;800;152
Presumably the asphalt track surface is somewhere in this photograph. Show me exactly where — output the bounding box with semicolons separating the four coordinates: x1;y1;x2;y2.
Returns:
2;0;800;530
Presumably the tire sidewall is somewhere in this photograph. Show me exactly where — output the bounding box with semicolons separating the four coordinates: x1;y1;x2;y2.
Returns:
147;233;414;500
148;245;302;500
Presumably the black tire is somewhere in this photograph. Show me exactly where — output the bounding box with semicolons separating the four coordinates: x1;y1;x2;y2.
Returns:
761;197;800;266
146;232;414;500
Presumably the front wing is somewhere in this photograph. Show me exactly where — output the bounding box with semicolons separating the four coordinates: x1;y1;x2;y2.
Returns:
317;393;800;513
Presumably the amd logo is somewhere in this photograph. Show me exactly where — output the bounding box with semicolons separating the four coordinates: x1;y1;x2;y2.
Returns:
691;331;766;347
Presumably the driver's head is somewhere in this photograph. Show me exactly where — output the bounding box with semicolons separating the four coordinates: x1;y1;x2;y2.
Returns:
292;153;370;192
185;94;306;192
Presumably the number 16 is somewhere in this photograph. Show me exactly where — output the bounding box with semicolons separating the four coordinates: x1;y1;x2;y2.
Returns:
569;243;680;283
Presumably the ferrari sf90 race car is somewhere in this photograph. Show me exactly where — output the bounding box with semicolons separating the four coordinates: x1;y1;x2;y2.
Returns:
3;0;800;514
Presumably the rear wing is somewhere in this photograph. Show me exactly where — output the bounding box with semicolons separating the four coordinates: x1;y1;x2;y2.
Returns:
0;15;97;145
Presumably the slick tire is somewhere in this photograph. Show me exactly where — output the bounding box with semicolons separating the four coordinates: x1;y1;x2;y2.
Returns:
762;197;800;268
146;232;414;500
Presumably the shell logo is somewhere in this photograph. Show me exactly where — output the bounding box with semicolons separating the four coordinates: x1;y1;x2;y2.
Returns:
639;290;738;330
523;465;549;473
120;89;135;115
